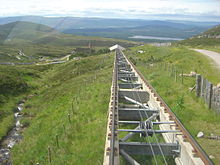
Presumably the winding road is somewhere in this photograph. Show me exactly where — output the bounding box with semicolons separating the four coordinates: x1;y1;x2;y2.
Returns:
192;49;220;68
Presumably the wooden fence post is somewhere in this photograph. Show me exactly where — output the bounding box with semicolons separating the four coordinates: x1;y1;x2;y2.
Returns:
196;74;202;97
63;124;66;136
181;69;183;84
56;134;59;147
208;83;213;109
48;146;52;164
68;113;71;123
174;68;177;82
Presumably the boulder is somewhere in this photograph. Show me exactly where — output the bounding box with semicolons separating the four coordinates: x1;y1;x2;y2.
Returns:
197;131;204;138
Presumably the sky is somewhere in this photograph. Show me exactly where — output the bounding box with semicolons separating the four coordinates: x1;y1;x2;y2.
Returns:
0;0;220;21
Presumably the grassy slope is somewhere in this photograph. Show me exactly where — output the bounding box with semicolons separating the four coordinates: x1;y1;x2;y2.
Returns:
11;53;113;165
0;21;137;61
0;64;51;140
126;45;220;164
177;25;220;53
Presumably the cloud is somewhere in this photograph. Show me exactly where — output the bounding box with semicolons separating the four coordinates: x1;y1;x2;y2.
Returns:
0;0;219;21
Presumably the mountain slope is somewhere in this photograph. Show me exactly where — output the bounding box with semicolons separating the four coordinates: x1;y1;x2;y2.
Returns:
10;53;113;165
197;25;220;39
0;21;137;61
177;25;220;48
0;16;218;41
0;21;57;44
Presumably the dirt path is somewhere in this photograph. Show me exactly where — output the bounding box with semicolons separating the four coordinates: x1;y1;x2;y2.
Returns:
192;49;220;68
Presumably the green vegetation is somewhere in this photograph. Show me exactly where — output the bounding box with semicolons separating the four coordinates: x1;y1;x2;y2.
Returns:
0;21;137;62
10;53;113;165
126;45;220;164
177;25;220;53
0;64;51;140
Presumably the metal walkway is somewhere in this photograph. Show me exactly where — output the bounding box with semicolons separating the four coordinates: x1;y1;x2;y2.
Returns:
103;48;213;165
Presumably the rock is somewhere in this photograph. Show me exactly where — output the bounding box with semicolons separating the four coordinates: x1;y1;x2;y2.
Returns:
209;155;215;159
14;113;19;118
17;106;23;111
7;141;15;149
190;71;197;77
217;83;220;88
16;121;21;127
197;131;204;138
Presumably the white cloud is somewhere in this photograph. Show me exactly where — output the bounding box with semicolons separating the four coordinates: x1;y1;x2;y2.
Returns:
0;0;219;19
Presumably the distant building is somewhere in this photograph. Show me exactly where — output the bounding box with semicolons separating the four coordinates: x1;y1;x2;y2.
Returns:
109;44;125;51
137;50;145;54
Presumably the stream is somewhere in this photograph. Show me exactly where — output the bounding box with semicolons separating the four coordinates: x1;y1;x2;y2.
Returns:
0;99;26;165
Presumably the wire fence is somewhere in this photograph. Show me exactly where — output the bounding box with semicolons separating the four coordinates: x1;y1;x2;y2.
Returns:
196;74;220;114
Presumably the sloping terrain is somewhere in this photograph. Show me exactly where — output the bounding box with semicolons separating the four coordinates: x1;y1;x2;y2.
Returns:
0;16;218;42
178;25;220;52
0;21;136;62
0;64;51;140
9;53;113;164
126;45;220;164
63;23;208;41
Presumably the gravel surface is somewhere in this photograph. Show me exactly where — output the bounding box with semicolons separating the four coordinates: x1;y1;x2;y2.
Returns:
192;49;220;68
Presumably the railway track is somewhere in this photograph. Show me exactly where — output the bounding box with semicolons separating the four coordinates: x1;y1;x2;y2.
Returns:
103;47;213;165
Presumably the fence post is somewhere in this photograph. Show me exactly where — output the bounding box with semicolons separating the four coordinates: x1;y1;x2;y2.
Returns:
48;146;52;164
181;69;183;84
196;74;202;97
56;134;59;147
208;83;213;109
174;68;177;82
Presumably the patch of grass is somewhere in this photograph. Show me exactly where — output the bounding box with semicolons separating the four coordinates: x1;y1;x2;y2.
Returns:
126;45;220;164
11;53;114;165
0;64;52;140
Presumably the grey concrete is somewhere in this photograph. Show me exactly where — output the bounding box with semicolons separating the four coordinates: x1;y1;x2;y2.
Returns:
119;142;180;156
119;109;158;120
119;90;149;103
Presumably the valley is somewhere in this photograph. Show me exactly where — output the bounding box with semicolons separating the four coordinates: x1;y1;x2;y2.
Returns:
0;14;220;165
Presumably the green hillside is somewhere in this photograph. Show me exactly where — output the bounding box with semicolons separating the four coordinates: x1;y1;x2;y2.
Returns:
0;53;113;165
0;21;137;61
126;45;220;164
177;24;220;52
0;21;57;44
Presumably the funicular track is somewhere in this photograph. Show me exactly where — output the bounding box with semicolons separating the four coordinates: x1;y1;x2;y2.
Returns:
103;48;213;165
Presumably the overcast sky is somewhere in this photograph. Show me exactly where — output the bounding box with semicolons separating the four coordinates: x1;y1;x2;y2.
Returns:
1;0;220;20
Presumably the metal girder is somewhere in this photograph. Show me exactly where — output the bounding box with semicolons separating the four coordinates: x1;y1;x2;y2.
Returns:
118;75;138;81
119;109;158;121
124;96;148;109
118;74;135;77
120;149;140;165
117;64;131;69
119;83;142;89
118;72;135;76
119;90;149;103
119;68;132;72
119;121;175;125
118;69;132;73
120;126;140;142
119;142;180;156
118;129;181;134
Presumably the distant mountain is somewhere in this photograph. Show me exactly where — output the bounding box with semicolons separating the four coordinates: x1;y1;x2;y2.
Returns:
195;25;220;39
63;23;208;40
0;21;57;44
0;21;137;61
178;25;220;46
0;16;218;41
0;21;136;46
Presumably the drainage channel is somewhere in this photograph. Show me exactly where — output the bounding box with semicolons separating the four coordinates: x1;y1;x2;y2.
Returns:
0;99;26;165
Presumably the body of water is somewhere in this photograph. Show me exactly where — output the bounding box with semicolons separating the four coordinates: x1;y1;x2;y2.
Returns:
129;35;184;41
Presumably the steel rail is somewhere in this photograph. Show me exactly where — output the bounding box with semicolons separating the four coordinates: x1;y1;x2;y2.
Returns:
109;51;118;165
